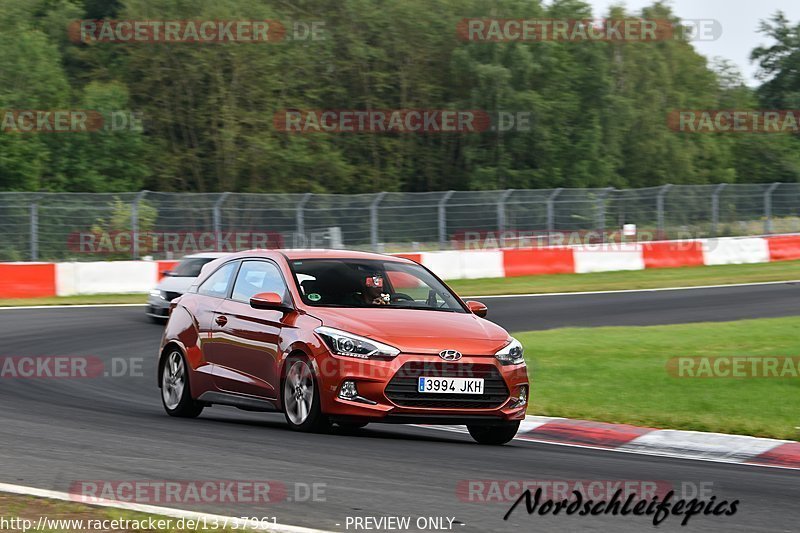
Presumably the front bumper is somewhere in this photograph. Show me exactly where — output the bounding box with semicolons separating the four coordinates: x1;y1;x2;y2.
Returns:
146;296;170;318
314;353;529;424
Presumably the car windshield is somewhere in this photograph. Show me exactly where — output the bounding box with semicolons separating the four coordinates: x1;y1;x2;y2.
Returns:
171;257;217;277
289;259;466;312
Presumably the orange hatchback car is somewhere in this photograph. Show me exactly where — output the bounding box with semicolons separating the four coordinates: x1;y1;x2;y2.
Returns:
158;250;529;444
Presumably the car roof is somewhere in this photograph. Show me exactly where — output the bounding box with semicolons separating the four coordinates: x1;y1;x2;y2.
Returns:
231;249;414;263
182;252;232;259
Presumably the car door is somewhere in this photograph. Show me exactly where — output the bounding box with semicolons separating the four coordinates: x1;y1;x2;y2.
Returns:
193;260;240;379
211;259;289;399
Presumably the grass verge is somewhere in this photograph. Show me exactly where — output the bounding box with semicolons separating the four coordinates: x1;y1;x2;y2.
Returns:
0;294;146;307
519;316;800;440
0;493;243;532
1;260;799;307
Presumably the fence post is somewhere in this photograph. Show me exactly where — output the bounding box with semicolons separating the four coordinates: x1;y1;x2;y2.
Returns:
546;188;563;245
29;200;38;261
497;189;514;234
213;192;231;251
711;183;727;236
438;191;455;249
656;184;672;238
764;182;781;234
370;192;387;251
296;193;313;244
131;190;148;260
596;187;614;243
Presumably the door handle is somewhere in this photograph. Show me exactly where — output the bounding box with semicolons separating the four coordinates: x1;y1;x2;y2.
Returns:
215;315;228;326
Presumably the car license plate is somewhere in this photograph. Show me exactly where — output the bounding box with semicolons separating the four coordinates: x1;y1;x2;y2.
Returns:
418;377;484;394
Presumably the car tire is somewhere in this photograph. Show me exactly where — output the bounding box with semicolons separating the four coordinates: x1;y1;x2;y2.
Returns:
467;421;520;445
160;349;204;418
282;358;330;433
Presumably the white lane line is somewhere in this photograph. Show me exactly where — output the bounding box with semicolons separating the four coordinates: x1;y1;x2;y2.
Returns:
0;304;144;310
466;279;800;299
0;482;332;533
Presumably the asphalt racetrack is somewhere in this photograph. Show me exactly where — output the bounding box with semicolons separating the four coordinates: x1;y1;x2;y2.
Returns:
0;282;798;531
476;280;800;332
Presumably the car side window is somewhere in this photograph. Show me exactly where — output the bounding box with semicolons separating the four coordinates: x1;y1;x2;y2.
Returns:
197;262;238;298
231;260;287;303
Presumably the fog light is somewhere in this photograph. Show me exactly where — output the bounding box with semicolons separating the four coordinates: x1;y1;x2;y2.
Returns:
339;380;358;400
516;385;528;407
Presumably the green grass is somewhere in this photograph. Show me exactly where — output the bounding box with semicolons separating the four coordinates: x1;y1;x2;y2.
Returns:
0;493;244;532
0;293;146;307
449;259;800;296
519;316;800;440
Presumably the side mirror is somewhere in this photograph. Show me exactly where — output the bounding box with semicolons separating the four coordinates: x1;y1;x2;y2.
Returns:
250;292;292;312
466;300;488;318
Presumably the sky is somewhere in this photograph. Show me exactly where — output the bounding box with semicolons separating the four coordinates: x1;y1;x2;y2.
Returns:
580;0;800;86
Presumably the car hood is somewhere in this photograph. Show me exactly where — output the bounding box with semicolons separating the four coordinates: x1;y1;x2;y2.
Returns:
155;276;196;292
306;307;510;356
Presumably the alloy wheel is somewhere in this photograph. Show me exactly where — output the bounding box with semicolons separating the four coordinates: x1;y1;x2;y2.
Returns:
284;360;314;425
162;350;185;410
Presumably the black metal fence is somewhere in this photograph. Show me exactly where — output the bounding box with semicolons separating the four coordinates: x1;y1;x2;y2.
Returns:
1;183;799;261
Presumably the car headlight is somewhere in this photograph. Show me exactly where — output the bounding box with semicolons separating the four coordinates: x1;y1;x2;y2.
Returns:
149;289;165;299
315;327;400;359
495;337;525;366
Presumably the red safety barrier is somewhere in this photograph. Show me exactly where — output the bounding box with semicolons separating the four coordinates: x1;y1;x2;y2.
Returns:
0;263;57;298
642;240;705;269
392;253;422;264
502;248;575;277
766;235;800;261
387;254;424;287
156;260;180;280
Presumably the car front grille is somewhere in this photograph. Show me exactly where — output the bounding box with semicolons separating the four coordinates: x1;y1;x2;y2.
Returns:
384;361;509;409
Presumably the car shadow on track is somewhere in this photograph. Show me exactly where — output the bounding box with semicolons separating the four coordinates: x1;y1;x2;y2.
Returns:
189;408;478;445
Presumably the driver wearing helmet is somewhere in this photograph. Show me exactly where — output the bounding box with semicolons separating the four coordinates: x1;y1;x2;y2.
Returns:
363;274;390;305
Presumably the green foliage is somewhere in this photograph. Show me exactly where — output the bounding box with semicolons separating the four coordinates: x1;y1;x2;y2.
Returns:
89;196;156;233
1;0;800;193
84;196;157;259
